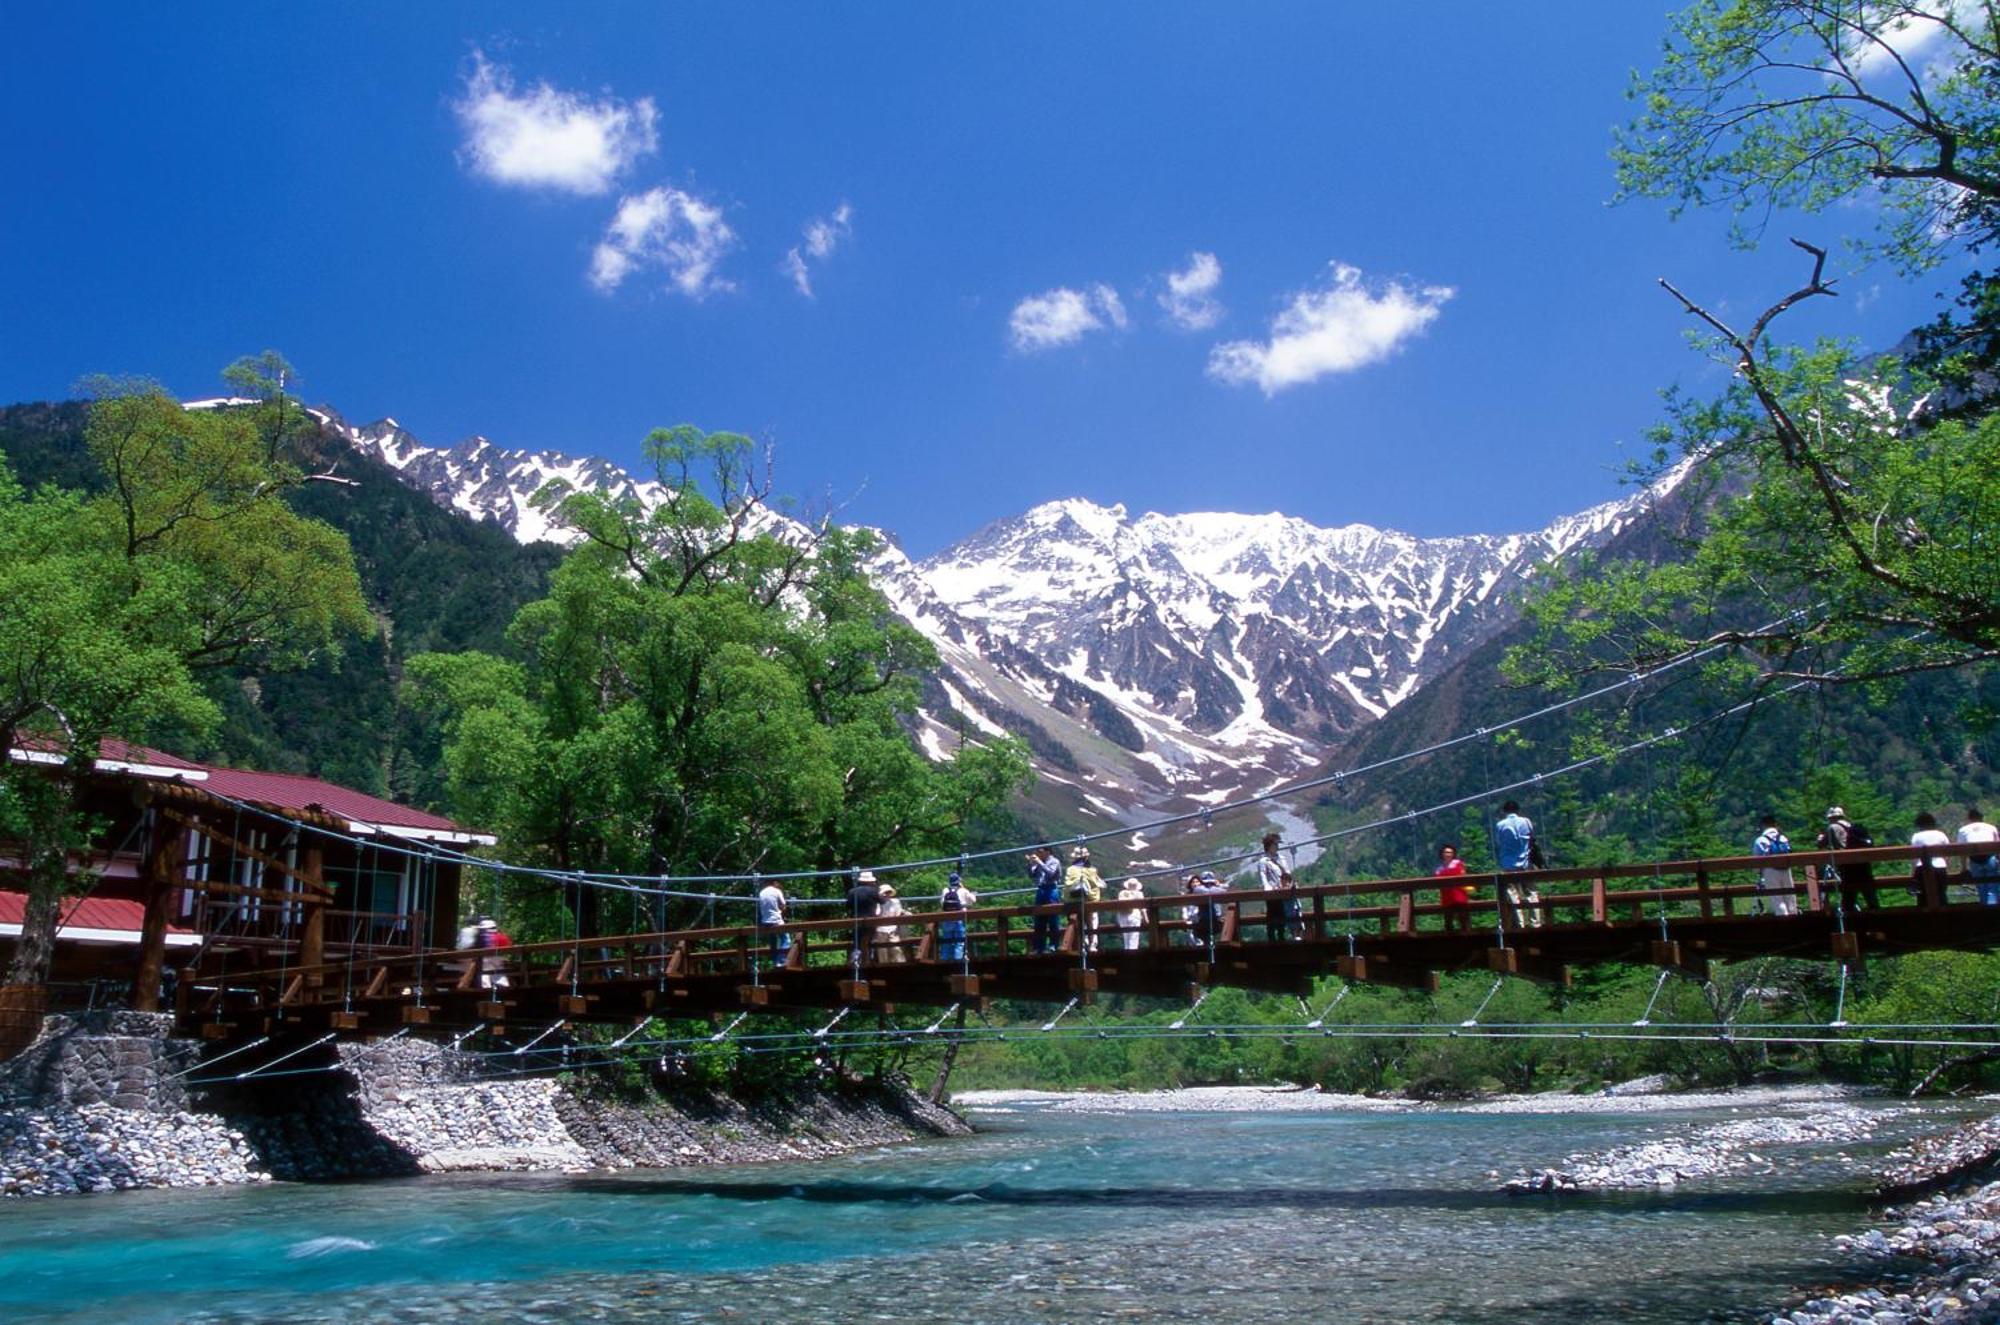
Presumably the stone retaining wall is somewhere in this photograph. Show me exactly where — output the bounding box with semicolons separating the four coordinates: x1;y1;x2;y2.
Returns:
0;1023;969;1199
0;1011;198;1112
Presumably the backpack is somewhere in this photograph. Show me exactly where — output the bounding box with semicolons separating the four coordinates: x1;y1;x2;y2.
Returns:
942;885;964;912
1848;823;1873;848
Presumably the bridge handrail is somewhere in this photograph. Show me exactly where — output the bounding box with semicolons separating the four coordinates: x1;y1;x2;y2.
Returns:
198;838;1992;992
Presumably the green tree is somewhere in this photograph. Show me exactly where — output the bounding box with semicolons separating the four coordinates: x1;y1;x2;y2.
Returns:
1618;1;2000;274
407;424;1030;936
1513;0;2000;703
0;377;370;988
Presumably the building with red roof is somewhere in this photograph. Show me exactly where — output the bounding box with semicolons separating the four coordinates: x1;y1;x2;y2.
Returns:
2;738;493;1014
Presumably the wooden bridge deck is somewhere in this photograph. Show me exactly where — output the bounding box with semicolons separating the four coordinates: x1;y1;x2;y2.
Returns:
178;840;2000;1042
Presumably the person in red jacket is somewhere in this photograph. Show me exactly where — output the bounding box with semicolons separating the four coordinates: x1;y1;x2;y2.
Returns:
1434;843;1473;934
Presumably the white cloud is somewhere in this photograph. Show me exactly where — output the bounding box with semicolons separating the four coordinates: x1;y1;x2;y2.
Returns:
783;202;854;297
454;53;658;195
1009;283;1127;351
1207;262;1453;394
1850;2;1976;76
1159;251;1224;330
590;187;737;297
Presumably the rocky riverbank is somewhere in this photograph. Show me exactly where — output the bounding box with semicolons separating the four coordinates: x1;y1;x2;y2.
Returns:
0;1015;968;1199
1760;1110;2000;1325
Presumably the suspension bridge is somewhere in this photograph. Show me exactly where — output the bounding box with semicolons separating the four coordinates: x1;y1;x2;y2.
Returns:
180;839;2000;1053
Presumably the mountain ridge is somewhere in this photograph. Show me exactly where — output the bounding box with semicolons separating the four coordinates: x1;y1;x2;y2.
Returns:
187;397;1675;826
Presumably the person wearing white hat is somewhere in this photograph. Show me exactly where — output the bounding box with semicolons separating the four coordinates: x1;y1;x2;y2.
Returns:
1116;878;1147;951
874;883;907;963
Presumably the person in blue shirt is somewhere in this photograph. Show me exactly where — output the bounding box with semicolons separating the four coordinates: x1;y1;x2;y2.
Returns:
1493;801;1542;928
1027;847;1064;953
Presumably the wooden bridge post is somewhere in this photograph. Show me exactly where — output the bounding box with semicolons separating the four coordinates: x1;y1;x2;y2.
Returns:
298;845;327;984
132;820;187;1013
1589;877;1607;925
1310;892;1325;942
1803;870;1822;913
1394;891;1415;936
1697;869;1713;919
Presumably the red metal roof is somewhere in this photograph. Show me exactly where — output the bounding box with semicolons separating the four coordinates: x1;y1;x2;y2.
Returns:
192;764;472;835
0;891;192;937
12;737;487;840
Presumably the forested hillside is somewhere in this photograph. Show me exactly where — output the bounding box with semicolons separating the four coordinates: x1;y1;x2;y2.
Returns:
1309;545;2000;887
0;401;564;805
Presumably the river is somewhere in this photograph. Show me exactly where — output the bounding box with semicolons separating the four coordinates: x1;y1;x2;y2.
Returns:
0;1094;1946;1323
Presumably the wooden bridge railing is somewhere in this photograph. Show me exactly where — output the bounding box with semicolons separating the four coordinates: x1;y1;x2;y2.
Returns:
185;838;2000;1026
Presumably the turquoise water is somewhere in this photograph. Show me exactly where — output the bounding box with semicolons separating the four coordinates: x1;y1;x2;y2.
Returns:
0;1101;1926;1323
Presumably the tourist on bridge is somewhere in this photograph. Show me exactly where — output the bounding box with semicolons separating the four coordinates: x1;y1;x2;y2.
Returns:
1027;847;1065;954
1258;833;1300;940
1752;815;1798;916
1066;847;1104;952
1434;843;1473;934
1116;877;1148;950
757;877;789;965
1957;807;2000;905
1493;802;1542;928
848;870;881;964
875;884;907;963
1818;807;1878;913
476;917;512;989
1178;872;1203;945
1912;812;1954;906
938;870;975;961
1192;869;1230;946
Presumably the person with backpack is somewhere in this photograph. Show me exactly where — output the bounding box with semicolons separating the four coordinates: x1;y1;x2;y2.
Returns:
1818;807;1878;913
938;871;976;962
1957;806;2000;905
1752;814;1798;916
1064;847;1104;953
847;870;881;965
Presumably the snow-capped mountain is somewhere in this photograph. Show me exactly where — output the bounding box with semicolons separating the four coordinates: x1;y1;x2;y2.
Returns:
224;401;1668;817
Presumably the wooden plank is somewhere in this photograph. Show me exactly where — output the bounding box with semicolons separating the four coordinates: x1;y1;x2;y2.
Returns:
363;966;389;999
838;979;873;1003
401;1005;433;1025
1831;932;1862;962
948;974;982;997
1590;878;1607;925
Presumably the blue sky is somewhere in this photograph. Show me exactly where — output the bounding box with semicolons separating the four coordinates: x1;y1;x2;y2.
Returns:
0;4;1964;556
